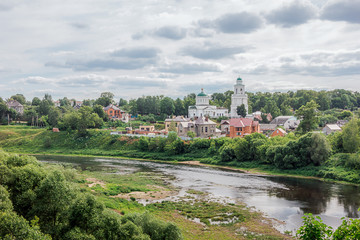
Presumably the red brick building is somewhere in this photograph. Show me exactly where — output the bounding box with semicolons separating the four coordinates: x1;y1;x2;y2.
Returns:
103;104;124;120
271;128;287;137
225;118;260;138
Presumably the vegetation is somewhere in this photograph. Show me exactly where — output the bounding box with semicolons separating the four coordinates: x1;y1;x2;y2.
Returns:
297;213;360;240
0;150;182;240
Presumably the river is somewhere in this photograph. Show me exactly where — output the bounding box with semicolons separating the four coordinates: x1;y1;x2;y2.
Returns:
36;155;360;233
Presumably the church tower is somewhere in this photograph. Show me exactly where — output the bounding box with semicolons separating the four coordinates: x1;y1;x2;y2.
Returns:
230;77;248;117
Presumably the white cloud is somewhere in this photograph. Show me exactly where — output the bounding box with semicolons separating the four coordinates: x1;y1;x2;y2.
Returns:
0;0;359;100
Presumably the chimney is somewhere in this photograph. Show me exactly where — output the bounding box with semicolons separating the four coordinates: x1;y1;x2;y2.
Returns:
205;116;208;122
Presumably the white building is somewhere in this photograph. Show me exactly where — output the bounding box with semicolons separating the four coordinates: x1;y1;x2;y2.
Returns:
188;89;228;118
230;77;248;117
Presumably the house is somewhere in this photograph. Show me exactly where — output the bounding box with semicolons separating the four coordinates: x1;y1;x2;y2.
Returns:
165;116;190;132
225;118;260;138
251;111;272;122
6;100;24;114
259;124;277;136
103;104;125;120
336;120;348;128
271;128;287;137
177;117;220;138
270;116;300;130
323;124;342;135
220;120;230;133
139;125;155;132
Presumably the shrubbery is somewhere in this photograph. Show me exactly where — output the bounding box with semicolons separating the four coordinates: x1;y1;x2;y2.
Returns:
0;150;182;240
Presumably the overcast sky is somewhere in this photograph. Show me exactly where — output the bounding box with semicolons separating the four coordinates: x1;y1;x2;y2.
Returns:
1;0;360;101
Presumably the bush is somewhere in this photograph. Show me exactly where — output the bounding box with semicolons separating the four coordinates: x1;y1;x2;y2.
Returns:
219;144;236;162
297;213;333;240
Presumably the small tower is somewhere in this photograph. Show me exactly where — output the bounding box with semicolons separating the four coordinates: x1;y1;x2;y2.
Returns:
196;88;210;106
230;77;248;117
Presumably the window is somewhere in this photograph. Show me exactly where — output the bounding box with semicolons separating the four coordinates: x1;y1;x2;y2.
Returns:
236;132;242;136
205;127;208;132
201;127;204;132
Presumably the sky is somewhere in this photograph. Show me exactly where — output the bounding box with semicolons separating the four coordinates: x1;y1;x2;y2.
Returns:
0;0;360;101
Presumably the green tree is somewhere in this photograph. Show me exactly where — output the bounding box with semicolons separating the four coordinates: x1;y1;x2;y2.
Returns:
32;170;73;236
296;100;320;133
309;133;331;165
174;98;185;116
297;213;333;240
160;97;175;115
11;94;26;105
31;97;41;106
236;104;247;117
93;104;108;121
118;98;128;107
47;107;61;127
342;118;360;153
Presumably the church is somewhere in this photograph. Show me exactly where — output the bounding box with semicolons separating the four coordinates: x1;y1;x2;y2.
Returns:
188;77;248;118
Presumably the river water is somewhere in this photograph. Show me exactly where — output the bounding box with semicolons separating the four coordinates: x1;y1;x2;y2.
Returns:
36;155;360;233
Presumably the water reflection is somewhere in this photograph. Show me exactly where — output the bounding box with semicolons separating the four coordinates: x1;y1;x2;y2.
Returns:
264;176;333;214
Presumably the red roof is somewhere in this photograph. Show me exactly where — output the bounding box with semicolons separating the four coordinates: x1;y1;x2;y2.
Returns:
229;118;259;127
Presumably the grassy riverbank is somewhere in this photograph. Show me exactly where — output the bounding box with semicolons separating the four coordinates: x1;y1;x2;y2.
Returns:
1;125;359;185
78;160;290;240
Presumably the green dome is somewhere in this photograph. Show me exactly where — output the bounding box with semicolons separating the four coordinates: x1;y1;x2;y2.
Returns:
197;88;207;96
237;77;242;81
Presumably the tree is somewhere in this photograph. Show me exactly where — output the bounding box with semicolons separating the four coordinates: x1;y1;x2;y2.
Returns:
47;107;61;127
11;94;26;105
32;170;73;236
59;97;71;107
93;104;108;121
187;131;195;139
236;104;247;117
118;98;128;107
31;97;41;106
160;97;175;116
297;213;333;240
174;98;185;116
309;133;331;165
342;118;360;153
296;100;320;133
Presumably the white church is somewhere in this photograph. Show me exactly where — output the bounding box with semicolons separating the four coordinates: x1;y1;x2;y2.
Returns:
188;77;248;118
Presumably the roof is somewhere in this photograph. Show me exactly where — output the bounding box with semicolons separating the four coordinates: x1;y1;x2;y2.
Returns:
325;124;342;131
6;100;23;107
270;116;296;125
260;124;277;131
197;88;207;97
195;117;216;125
220;120;230;125
179;121;194;128
228;118;259;127
165;116;189;122
103;104;122;111
273;128;287;134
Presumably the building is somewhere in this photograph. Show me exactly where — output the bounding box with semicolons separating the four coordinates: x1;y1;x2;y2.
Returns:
103;104;125;120
165;116;190;132
177;117;221;138
6;100;24;114
220;120;230;133
271;128;287;137
188;89;228;118
270;116;300;130
251;111;272;122
259;124;277;135
323;124;342;135
230;77;248;117
224;118;260;138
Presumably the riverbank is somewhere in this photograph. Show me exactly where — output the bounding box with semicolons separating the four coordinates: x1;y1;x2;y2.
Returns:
1;125;359;185
36;152;291;239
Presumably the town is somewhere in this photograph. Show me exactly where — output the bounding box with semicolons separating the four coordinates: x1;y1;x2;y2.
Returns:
0;77;348;140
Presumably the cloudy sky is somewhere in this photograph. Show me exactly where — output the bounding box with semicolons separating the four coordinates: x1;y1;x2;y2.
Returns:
1;0;360;101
